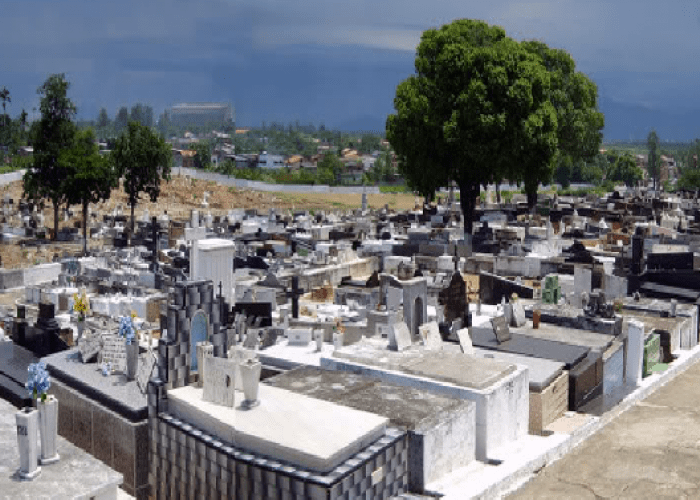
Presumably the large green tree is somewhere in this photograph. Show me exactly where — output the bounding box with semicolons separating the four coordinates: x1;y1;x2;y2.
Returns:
114;107;129;134
519;41;604;208
23;74;77;240
647;129;660;191
61;128;117;254
111;121;172;234
386;20;559;233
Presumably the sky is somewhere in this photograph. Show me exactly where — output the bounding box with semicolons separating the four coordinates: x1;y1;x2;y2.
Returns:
2;0;700;141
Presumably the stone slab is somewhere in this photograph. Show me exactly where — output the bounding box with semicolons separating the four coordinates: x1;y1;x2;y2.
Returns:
470;346;565;392
0;398;122;499
167;383;389;473
470;326;590;370
44;348;147;421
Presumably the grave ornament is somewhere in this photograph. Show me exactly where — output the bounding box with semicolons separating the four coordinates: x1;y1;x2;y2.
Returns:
202;356;236;407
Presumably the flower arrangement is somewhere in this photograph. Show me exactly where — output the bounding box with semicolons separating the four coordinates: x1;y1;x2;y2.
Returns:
101;362;112;377
26;361;51;403
73;292;89;322
118;315;136;345
511;293;519;302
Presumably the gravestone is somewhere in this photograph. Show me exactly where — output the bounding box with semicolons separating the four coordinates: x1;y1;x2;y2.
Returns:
511;301;526;327
438;272;468;325
491;316;511;344
202;356;236;407
196;342;214;388
101;335;127;373
419;321;443;351
391;322;412;351
190;311;209;371
78;334;102;363
287;328;312;346
457;328;473;355
243;330;260;349
136;350;157;394
574;267;592;309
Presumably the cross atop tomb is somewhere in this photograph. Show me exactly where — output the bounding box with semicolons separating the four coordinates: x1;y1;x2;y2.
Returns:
285;276;305;319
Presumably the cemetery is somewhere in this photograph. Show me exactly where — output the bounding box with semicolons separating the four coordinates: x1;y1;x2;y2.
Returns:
3;177;700;499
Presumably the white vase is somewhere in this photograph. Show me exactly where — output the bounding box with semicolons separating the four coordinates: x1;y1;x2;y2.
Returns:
333;331;344;351
314;330;324;352
240;360;262;407
38;396;60;465
16;407;41;479
76;320;85;341
125;343;138;380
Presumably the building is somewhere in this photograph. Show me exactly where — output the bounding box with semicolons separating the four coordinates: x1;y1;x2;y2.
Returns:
168;102;234;127
257;151;285;169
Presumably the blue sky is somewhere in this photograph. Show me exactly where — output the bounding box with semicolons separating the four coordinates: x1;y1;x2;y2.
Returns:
3;0;700;141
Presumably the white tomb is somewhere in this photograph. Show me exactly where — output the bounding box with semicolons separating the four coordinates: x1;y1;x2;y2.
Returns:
191;238;235;303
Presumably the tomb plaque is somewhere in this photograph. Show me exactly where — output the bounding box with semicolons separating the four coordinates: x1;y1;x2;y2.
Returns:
196;342;214;388
457;328;473;355
511;302;526;327
287;328;312;346
202;356;236;407
78;334;102;363
101;334;127;372
419;321;443;351
136;350;157;393
392;322;412;351
491;316;511;344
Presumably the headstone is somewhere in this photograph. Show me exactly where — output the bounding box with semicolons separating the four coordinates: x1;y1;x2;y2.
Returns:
511;301;526;327
101;335;127;373
419;321;443;351
78;334;102;363
390;322;412;351
202;356;236;407
287;328;312;346
243;330;260;349
491;316;511;344
136;350;157;393
456;328;473;355
196;342;213;388
190;311;209;371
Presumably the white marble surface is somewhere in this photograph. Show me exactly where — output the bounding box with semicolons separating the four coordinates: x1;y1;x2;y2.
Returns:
167;384;388;472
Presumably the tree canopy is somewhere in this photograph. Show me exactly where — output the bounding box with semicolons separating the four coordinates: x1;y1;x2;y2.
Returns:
111;121;172;233
23;74;78;239
386;19;603;233
61;128;116;253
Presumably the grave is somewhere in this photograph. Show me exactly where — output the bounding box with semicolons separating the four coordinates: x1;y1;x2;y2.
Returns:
264;366;476;493
322;342;528;461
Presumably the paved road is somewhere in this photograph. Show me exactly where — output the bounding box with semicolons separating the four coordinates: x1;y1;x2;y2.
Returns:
508;360;700;499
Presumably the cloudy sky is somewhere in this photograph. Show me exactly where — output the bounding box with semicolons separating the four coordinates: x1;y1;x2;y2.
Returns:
2;0;700;140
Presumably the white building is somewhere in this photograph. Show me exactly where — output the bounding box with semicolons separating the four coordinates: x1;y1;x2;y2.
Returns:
257;151;285;169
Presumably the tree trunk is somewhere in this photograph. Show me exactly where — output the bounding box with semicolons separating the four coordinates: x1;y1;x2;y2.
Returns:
53;202;59;241
130;201;135;242
82;201;88;256
458;180;479;236
527;189;538;215
495;183;501;205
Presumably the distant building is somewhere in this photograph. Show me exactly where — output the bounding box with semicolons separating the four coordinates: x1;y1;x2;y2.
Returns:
168;102;234;128
257;151;285;169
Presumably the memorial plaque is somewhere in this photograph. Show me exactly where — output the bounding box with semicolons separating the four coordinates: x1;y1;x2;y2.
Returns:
190;311;209;371
391;322;412;351
136;350;157;393
419;321;443;351
202;356;236;407
511;302;526;327
78;334;102;363
491;316;511;344
101;334;127;372
457;328;474;355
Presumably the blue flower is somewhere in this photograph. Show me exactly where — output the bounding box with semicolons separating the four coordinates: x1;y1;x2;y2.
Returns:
26;361;51;400
118;316;136;345
101;362;112;376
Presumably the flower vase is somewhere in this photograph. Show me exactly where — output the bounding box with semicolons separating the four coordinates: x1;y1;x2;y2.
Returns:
76;319;85;341
16;406;41;479
240;359;262;408
125;343;138;380
38;395;59;464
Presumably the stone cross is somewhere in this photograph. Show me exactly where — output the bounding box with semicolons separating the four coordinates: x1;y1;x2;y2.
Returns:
286;276;305;319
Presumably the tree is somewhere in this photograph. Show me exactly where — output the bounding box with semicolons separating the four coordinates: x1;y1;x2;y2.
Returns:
97;108;110;129
647;129;660;191
114;107;129;133
606;151;643;187
386;19;559;234
61;128;117;254
23;74;77;240
190;141;211;169
317;152;342;185
519;41;604;209
111;121;173;234
0;87;10;128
